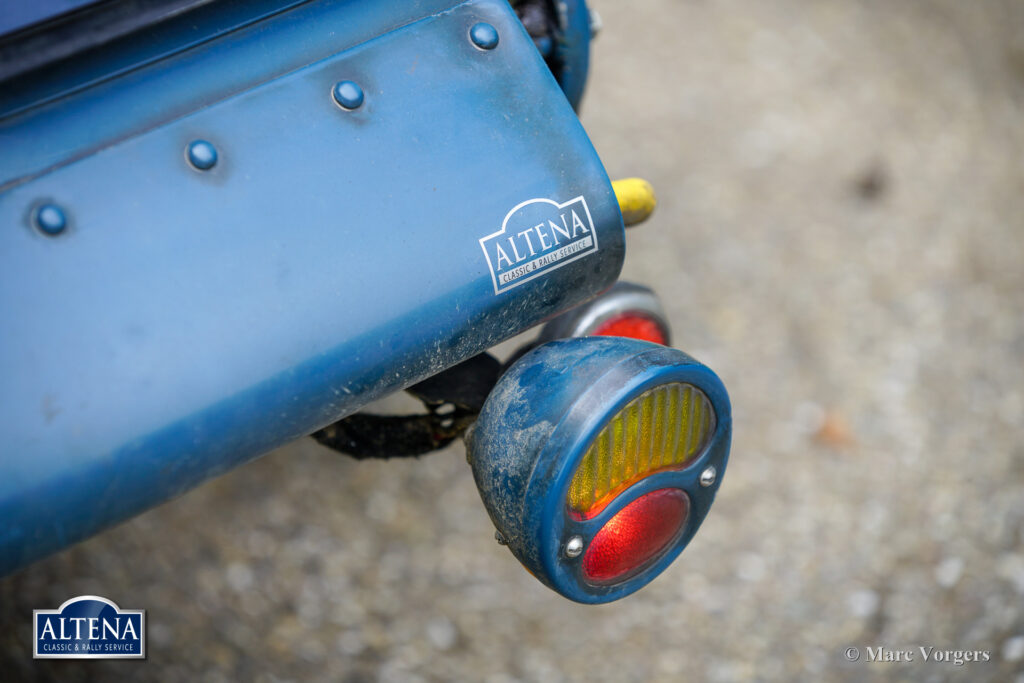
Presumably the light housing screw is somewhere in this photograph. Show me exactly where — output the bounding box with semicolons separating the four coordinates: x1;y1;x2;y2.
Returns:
700;466;717;487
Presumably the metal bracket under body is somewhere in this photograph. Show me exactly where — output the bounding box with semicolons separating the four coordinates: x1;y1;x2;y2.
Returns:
313;353;501;459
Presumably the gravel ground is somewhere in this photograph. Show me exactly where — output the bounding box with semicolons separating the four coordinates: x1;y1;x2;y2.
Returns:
3;1;1024;681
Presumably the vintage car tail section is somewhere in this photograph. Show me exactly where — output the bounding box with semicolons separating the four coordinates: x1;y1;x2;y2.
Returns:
0;0;625;574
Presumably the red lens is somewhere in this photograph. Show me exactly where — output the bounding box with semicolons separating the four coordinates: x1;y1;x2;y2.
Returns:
582;488;689;585
592;313;667;345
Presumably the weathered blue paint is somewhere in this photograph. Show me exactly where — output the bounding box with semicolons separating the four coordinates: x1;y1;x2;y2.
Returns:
0;0;105;36
0;0;622;574
0;0;461;175
467;337;732;604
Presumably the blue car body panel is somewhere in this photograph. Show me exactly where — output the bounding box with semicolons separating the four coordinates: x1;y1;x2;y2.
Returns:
0;0;623;574
0;0;107;37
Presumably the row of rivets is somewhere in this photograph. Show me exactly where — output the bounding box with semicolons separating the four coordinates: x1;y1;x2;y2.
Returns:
329;22;497;112
31;138;217;236
29;22;499;236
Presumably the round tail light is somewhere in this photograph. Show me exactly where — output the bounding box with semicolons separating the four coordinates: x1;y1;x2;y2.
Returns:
591;312;667;345
539;282;672;346
468;336;731;603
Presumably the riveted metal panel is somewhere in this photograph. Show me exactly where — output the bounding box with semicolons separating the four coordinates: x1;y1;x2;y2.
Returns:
0;0;624;573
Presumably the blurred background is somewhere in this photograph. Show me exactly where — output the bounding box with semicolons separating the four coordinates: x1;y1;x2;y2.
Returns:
3;0;1024;680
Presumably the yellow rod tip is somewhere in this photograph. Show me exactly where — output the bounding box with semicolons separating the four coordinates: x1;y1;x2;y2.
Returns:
611;177;657;227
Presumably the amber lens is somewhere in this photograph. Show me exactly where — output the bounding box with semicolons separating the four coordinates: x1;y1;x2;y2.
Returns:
567;383;713;519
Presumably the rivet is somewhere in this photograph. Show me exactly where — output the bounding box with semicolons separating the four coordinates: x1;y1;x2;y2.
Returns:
34;203;67;235
469;22;499;50
186;140;218;171
700;466;717;488
332;80;364;110
564;535;584;558
494;530;507;546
